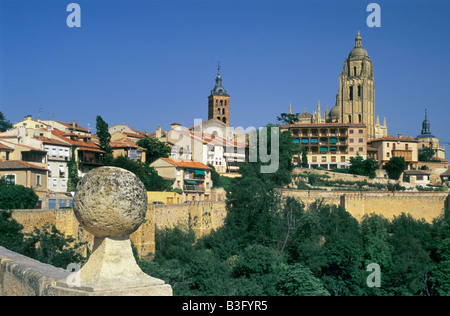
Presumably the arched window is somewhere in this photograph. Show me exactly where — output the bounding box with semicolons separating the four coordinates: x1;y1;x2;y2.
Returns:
358;114;362;123
222;108;225;115
224;100;227;106
349;87;353;100
348;115;352;123
354;66;357;76
217;109;221;115
222;117;227;124
220;100;223;106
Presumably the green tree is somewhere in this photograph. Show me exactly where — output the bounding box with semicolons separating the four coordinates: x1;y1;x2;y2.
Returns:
96;115;113;164
384;156;407;180
349;155;378;179
276;112;300;125
67;146;80;192
136;136;171;164
277;263;330;296
418;146;435;162
110;155;172;191
21;224;86;269
0;210;25;253
0;111;12;132
0;185;39;210
301;145;309;168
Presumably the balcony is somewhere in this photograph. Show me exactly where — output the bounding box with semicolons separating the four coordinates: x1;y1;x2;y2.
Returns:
184;181;205;192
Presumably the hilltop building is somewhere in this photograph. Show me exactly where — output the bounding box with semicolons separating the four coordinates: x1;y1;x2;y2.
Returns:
416;109;446;161
288;31;387;139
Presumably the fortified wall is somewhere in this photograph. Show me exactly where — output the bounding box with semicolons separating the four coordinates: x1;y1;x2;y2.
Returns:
7;201;227;257
4;191;449;256
280;189;450;223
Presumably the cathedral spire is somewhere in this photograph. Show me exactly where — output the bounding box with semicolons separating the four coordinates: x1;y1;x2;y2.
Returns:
355;30;362;48
421;109;431;135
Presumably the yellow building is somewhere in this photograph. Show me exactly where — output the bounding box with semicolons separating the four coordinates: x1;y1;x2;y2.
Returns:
282;123;367;169
147;191;182;204
150;158;212;202
416;110;446;161
367;135;419;170
0;160;48;197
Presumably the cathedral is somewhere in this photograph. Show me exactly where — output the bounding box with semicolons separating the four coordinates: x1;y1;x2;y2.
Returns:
289;31;387;139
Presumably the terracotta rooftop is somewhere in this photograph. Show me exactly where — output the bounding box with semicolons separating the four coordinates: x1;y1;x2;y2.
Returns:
159;158;211;170
110;138;145;150
0;160;47;171
368;135;418;143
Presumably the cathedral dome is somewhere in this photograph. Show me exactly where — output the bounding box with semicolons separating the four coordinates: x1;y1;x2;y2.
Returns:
348;31;369;59
329;105;340;118
298;110;312;119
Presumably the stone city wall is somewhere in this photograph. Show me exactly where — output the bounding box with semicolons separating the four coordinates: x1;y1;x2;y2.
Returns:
3;191;449;256
5;201;228;257
279;189;449;223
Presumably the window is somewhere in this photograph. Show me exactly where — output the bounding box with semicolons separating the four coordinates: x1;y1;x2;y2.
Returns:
331;156;336;162
359;138;363;143
36;174;41;187
350;138;354;143
224;100;227;106
359;129;363;134
312;156;317;163
358;85;361;97
359;148;363;152
321;156;326;162
5;174;16;185
349;87;353;100
354;66;357;76
220;100;223;106
358;114;362;123
405;144;409;150
350;148;354;152
341;156;346;162
349;129;354;134
387;143;390;148
348;115;352;123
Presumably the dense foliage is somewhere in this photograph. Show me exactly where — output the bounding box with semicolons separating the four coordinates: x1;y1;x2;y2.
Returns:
0;184;39;210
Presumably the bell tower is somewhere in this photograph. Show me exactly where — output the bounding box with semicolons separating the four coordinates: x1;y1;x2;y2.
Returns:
336;31;376;138
208;62;230;126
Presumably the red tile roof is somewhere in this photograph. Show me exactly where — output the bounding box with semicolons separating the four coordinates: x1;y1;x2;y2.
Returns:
159;158;211;170
52;130;105;152
368;135;418;143
110;138;145;150
0;160;47;171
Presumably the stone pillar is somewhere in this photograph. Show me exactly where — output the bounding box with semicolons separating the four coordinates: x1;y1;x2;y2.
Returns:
49;166;172;296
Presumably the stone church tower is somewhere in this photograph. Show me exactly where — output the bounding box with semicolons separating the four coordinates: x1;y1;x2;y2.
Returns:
330;31;377;138
208;63;230;126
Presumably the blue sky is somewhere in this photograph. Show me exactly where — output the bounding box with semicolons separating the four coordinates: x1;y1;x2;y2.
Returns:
0;0;449;146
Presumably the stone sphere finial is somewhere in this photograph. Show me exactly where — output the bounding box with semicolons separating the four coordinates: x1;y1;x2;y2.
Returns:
73;166;147;238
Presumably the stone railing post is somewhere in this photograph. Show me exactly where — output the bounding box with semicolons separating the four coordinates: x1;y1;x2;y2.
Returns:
49;166;172;296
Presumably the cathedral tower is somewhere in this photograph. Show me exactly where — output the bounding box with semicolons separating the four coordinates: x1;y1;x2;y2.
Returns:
333;31;376;138
208;62;230;126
